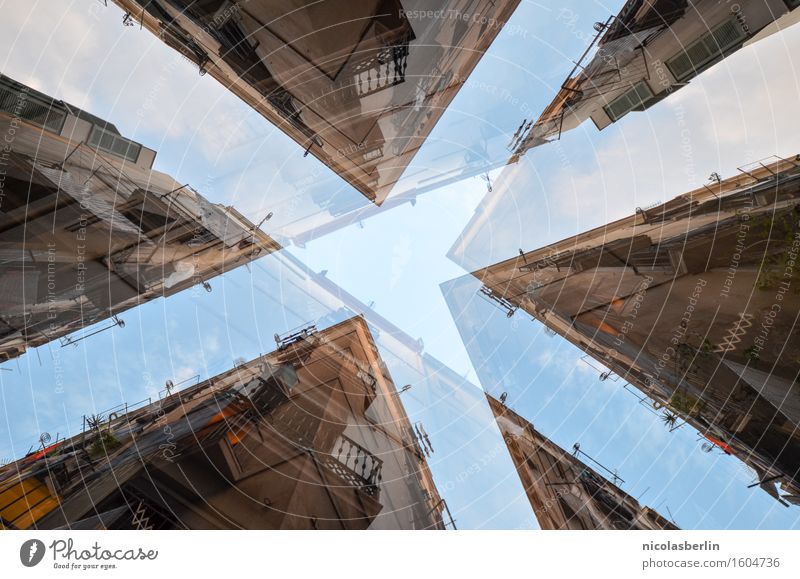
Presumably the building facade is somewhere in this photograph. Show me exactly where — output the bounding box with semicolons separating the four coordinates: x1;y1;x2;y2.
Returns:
488;395;677;529
108;0;520;203
0;316;447;530
473;157;800;506
0;74;280;362
510;0;800;159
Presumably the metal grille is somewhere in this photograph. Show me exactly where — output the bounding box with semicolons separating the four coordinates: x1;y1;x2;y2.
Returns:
605;81;655;121
87;125;141;163
666;19;745;81
0;81;66;133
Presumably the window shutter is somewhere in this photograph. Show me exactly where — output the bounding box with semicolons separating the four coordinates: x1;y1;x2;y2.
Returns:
667;19;745;81
605;82;655;121
88;126;142;163
712;19;744;50
0;80;66;133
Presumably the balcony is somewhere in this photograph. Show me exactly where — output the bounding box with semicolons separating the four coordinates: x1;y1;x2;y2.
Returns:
351;37;411;99
266;409;383;499
320;435;383;498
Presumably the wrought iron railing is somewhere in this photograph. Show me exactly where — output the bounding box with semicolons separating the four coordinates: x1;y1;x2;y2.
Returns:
321;434;383;497
351;38;410;99
223;386;384;499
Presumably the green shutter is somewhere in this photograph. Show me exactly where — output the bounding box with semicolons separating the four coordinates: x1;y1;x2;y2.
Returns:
605;82;655;122
667;18;746;81
88;126;141;163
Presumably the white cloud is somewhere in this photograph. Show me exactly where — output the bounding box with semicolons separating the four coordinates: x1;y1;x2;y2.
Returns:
543;23;800;232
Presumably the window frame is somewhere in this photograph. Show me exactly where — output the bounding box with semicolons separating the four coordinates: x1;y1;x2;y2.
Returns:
87;125;142;163
603;81;657;122
665;18;747;82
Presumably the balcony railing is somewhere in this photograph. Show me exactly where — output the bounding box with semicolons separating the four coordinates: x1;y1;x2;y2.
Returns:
265;409;383;498
321;434;383;498
351;40;410;99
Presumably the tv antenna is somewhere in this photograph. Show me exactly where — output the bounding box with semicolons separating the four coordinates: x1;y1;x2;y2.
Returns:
478;285;517;318
163;374;200;398
480;172;493;193
414;422;434;457
85;414;103;431
60;316;125;348
254;211;273;230
572;442;624;485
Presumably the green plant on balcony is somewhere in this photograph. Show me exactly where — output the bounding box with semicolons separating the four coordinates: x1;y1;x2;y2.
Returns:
660;410;680;429
674;338;713;375
668;390;705;417
743;346;760;364
86;431;122;460
754;211;800;291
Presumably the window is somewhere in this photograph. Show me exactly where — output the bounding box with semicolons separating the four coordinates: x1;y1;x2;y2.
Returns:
186;227;218;247
169;223;219;248
525;456;541;475
666;19;746;82
0;154;58;213
363;147;383;162
604;81;656;122
120;202;175;234
559;497;587;529
87;125;141;163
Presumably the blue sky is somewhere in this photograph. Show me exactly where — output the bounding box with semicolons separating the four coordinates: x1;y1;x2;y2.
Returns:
1;0;800;529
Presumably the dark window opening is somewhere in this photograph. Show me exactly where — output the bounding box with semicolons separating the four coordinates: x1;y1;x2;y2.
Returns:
0;155;58;213
120;203;176;234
